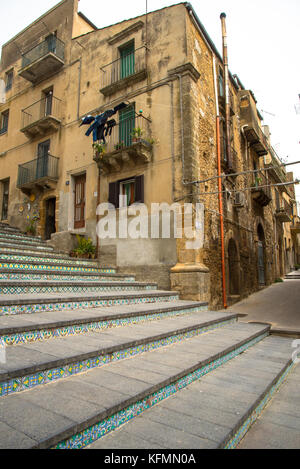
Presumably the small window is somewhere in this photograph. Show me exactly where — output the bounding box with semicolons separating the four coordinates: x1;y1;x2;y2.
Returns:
108;175;144;208
0;110;9;135
119;41;135;80
5;70;13;91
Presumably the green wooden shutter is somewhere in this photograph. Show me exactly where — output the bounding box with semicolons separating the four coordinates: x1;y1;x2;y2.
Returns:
119;105;135;147
120;42;135;79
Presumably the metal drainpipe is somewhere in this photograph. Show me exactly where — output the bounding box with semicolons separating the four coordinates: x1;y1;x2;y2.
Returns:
213;55;227;309
220;13;232;170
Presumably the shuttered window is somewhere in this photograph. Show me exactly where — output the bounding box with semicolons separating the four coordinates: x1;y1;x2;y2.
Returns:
108;175;144;209
119;105;135;148
119;41;135;80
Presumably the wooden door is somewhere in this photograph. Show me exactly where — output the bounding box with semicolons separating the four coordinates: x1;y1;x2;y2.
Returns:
74;174;86;229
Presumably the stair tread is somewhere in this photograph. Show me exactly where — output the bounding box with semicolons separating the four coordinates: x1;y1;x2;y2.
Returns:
238;364;300;448
0;322;268;449
0;289;174;305
86;335;293;450
0;280;155;286
0;300;206;332
0;311;239;379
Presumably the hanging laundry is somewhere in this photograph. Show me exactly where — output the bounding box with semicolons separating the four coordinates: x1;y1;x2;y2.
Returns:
80;102;128;143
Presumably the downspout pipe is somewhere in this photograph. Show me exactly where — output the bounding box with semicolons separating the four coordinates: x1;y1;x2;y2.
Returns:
213;55;227;309
220;13;232;170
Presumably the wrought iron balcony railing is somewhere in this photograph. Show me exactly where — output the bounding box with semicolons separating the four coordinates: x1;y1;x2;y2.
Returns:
21;36;65;68
19;36;65;83
251;169;272;207
100;47;147;96
21;95;62;137
93;114;153;173
17;154;59;190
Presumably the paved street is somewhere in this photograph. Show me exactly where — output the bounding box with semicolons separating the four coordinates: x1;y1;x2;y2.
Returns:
226;273;300;333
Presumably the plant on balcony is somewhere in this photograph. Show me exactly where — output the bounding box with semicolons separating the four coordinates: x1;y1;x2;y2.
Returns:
71;235;96;259
93;142;107;159
131;127;143;143
114;141;125;151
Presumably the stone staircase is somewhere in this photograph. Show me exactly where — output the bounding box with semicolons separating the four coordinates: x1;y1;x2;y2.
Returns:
0;222;298;449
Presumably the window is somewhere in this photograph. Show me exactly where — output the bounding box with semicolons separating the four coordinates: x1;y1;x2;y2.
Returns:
1;179;9;221
119;104;135;147
5;70;13;91
109;175;144;208
119;41;135;80
0;110;9;134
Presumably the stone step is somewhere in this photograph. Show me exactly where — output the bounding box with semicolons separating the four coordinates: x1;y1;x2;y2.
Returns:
0;300;209;346
0;243;54;255
0;225;21;234
0;252;100;267
0;269;135;283
237;362;300;449
0;231;42;244
0;234;50;249
0;280;158;296
85;334;294;450
0;290;179;316
0;321;269;449
0;310;237;397
0;259;115;275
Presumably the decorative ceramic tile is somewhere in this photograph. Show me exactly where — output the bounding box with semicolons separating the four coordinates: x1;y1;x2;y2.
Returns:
1;305;209;346
0;272;135;282
53;332;269;449
0;283;156;295
0;316;237;399
224;362;296;449
0;294;179;316
0;262;115;275
0;253;102;268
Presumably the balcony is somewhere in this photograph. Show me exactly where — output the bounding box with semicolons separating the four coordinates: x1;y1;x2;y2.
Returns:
291;217;300;234
21;95;62;139
93;115;153;174
239;90;268;157
19;36;65;84
17;154;59;192
100;47;147;97
251;170;272;207
275;199;292;223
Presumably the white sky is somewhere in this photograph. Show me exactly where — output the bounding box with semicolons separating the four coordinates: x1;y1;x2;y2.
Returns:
1;0;300;206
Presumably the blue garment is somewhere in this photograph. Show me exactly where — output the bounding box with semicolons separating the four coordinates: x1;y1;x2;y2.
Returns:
81;102;128;143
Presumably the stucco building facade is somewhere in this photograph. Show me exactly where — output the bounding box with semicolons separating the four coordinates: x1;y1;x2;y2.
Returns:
0;0;298;309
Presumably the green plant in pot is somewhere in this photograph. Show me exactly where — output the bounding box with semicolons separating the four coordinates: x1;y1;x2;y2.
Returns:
72;235;96;259
93;142;107;159
131;127;143;142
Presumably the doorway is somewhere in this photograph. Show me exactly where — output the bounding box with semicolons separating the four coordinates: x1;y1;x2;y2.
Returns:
1;179;9;221
257;224;266;285
45;198;56;240
228;238;240;295
74;174;86;229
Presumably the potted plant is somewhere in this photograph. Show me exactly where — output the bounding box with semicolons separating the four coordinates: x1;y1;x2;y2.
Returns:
131;127;143;143
71;235;96;259
114;141;125;151
93;142;107;159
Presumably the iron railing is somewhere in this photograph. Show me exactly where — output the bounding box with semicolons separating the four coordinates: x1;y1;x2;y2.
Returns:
17;154;59;188
93;115;151;155
21;95;62;129
100;47;146;89
252;169;271;198
21;36;65;69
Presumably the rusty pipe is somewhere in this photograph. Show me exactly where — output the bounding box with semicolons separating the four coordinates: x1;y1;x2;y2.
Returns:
220;13;232;170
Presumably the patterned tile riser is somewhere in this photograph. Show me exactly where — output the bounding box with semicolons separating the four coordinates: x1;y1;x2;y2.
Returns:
0;284;156;295
0;273;135;282
224;362;296;449
0;295;179;317
0;262;115;275
0;245;52;253
0;232;42;242
0;254;101;268
53;332;269;449
0;248;65;258
0;316;236;399
1;305;209;346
